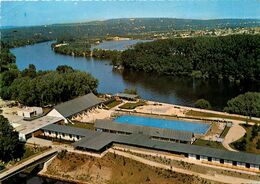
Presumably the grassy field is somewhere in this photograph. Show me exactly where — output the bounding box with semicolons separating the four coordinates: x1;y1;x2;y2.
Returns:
106;100;122;109
119;101;146;110
186;110;260;124
193;139;226;150
219;126;231;139
45;152;214;184
231;124;260;154
68;121;94;130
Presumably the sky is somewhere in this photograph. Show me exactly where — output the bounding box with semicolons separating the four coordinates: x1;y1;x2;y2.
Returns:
1;0;260;27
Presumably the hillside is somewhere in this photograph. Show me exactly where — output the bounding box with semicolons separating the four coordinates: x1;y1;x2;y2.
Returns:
2;18;260;47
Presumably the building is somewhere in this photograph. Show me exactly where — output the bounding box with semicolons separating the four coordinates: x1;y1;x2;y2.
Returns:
17;107;43;118
113;93;138;101
95;120;195;144
15;116;62;141
47;93;102;123
41;124;97;142
40;124;260;171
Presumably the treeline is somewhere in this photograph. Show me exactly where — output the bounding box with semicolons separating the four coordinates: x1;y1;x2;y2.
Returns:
224;92;260;118
52;40;92;57
2;18;260;48
121;34;260;81
92;49;122;65
0;42;16;72
1;65;98;106
52;40;122;65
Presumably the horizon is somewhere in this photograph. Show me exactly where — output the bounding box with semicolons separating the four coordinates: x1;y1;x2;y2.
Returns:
2;17;260;29
2;0;260;27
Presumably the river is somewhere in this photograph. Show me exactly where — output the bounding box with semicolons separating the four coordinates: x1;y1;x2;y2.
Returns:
11;41;260;110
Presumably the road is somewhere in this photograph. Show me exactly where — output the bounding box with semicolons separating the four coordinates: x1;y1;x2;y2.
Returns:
0;148;59;181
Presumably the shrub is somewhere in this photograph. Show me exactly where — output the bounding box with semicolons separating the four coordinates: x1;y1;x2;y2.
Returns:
194;99;211;110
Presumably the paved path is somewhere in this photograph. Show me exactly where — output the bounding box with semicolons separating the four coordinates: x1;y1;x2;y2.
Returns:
110;149;259;184
222;122;246;151
0;148;59;181
112;145;258;175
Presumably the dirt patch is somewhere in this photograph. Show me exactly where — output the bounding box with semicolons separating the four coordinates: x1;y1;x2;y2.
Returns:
45;152;217;184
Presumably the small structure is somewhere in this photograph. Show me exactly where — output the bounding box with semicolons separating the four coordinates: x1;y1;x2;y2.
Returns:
113;93;138;101
17;107;43;118
47;93;102;123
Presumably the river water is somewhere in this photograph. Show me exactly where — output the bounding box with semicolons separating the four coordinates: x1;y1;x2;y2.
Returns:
7;40;260;183
11;41;260;110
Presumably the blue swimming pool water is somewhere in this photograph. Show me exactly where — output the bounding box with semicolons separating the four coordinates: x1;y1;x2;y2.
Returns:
114;115;210;134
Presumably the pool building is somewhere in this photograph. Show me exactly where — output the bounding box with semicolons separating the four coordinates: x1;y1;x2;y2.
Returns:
95;120;195;144
40;124;260;171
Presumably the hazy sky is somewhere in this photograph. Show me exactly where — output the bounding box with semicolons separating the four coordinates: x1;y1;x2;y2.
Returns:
2;0;260;27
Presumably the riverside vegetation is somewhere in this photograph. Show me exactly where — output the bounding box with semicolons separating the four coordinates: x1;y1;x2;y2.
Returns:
0;42;99;106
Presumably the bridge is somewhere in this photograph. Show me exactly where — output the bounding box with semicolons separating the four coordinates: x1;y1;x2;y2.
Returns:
0;148;59;182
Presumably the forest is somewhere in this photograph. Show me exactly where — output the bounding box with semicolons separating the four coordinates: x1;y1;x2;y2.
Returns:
0;65;98;106
121;34;260;81
52;40;92;57
0;42;99;106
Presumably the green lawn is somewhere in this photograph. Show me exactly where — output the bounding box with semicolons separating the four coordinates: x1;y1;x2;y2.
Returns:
219;126;231;139
186;110;260;124
230;124;260;154
106;100;122;109
193;139;226;150
119;101;147;110
68;121;94;130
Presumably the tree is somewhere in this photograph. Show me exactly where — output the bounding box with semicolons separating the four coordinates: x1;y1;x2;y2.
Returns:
194;99;211;109
233;138;247;151
56;65;74;73
256;139;260;150
21;64;37;78
0;115;25;162
124;87;138;95
224;92;260;117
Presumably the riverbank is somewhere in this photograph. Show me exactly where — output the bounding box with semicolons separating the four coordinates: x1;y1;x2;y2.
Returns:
11;41;260;110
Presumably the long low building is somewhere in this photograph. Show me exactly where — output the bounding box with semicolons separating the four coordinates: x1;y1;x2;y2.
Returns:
40;124;260;171
41;124;98;141
47;93;102;123
95;120;195;144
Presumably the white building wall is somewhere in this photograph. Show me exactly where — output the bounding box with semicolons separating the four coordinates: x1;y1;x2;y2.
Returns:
250;164;259;170
212;158;220;163
43;130;81;141
237;162;246;168
201;156;208;161
224;160;233;166
188;154;196;160
47;109;67;123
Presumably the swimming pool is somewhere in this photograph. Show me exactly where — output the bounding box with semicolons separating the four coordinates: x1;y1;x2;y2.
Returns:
114;115;210;134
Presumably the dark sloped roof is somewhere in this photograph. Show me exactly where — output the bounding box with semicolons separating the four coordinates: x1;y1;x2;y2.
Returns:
42;124;97;137
54;93;101;118
74;132;260;165
95;120;193;142
113;93;138;99
43;124;260;165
